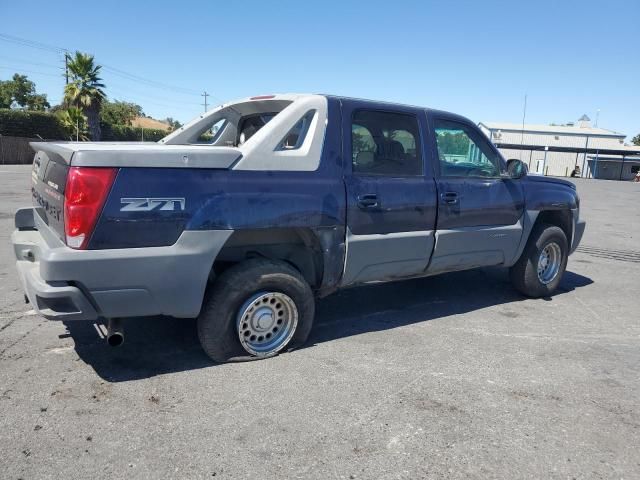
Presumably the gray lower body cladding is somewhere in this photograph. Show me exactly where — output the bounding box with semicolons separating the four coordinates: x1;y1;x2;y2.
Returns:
570;209;586;254
12;207;232;321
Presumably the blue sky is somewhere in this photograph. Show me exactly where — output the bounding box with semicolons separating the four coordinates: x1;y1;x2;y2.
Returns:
1;0;638;139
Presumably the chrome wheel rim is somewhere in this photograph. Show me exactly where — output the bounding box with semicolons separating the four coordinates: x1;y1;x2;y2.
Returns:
236;291;298;356
537;242;562;284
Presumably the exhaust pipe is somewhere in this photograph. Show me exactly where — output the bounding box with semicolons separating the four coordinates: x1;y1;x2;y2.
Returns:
106;318;124;347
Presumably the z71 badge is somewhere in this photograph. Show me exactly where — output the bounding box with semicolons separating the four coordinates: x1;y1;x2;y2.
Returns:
120;197;186;212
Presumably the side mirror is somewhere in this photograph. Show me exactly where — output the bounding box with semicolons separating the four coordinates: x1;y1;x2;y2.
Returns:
506;159;528;179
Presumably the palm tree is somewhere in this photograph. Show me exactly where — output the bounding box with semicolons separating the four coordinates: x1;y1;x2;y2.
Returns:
56;107;89;141
64;51;105;140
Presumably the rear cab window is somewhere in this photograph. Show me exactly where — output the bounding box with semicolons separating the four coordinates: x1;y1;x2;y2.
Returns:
237;113;278;145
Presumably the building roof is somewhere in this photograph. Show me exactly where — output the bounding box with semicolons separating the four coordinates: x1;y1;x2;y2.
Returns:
586;155;640;161
479;121;625;137
606;144;640;153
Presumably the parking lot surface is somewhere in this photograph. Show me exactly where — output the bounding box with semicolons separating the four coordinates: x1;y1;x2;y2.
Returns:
1;165;639;479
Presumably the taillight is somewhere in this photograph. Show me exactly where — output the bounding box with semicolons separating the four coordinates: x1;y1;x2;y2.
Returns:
64;167;117;249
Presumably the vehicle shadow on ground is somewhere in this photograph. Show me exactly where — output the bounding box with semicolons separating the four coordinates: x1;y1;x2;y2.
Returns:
64;268;593;382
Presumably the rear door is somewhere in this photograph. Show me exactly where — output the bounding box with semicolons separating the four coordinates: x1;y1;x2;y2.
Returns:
340;101;437;286
427;115;524;273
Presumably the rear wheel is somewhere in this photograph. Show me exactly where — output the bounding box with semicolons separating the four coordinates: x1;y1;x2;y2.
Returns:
197;258;315;363
510;223;568;298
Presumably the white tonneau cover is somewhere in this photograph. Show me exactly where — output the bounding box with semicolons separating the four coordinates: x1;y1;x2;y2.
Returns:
30;142;242;169
31;93;328;171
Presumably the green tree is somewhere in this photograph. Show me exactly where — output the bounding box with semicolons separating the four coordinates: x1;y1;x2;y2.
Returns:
101;100;144;126
26;93;50;111
56;107;89;141
436;131;470;156
11;74;35;106
165;117;182;130
0;80;12;108
64;52;106;140
48;104;65;114
632;134;640;146
0;74;50;110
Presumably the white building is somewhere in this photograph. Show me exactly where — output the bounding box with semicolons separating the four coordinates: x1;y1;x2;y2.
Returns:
479;116;640;179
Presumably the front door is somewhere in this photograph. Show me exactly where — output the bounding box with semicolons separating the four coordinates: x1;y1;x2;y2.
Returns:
340;104;437;286
428;117;525;273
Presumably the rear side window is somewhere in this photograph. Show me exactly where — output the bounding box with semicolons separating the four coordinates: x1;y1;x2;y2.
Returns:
351;110;422;176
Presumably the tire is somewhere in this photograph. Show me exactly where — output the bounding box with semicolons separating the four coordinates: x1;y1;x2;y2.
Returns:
509;223;568;298
197;258;315;363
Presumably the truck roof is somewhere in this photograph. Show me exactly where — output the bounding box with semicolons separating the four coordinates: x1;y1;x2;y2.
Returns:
198;93;471;125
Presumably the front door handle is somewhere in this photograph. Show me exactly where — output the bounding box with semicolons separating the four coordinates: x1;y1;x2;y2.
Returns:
357;194;378;209
440;191;459;204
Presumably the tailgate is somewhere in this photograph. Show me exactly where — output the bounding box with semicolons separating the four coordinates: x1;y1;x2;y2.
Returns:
30;147;70;242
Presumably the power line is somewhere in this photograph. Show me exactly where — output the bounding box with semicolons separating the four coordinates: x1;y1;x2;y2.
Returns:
101;64;201;96
106;80;201;107
0;32;204;98
0;64;200;117
0;66;62;78
0;33;65;53
0;55;61;70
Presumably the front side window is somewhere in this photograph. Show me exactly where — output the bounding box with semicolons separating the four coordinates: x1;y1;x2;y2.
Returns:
434;120;502;178
351;110;422;176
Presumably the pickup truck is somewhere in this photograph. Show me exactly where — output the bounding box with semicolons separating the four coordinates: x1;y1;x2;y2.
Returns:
12;93;586;362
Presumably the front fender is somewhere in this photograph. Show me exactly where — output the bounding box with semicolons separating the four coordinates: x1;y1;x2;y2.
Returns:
522;180;578;211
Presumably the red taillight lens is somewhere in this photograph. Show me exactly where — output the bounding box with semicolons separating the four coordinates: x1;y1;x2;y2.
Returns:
64;167;117;249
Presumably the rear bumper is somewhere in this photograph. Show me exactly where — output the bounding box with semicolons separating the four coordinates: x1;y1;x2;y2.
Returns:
12;207;232;321
15;251;99;321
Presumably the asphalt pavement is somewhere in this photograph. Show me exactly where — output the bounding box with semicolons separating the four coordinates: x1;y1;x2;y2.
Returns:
1;165;638;479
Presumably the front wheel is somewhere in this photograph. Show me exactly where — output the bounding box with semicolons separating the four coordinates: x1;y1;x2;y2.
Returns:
509;223;568;298
197;259;315;363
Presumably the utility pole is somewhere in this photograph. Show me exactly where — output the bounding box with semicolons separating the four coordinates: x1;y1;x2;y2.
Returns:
64;52;69;85
202;91;209;112
519;94;527;161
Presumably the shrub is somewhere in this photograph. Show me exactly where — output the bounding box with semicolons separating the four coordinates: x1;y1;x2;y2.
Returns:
100;123;167;142
0;108;67;139
0;109;168;142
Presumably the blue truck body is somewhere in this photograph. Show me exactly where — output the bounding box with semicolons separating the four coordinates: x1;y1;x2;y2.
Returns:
12;93;585;360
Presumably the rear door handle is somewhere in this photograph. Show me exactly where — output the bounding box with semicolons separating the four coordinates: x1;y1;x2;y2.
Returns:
357;194;378;209
440;192;459;204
